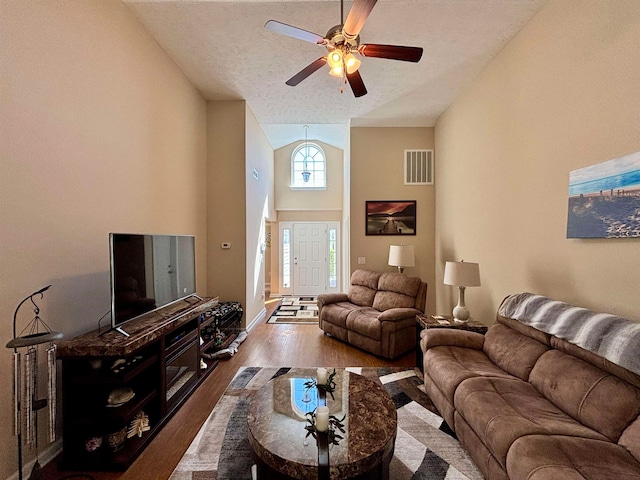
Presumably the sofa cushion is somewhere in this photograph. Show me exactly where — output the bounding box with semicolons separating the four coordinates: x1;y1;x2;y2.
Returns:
424;346;517;407
423;345;516;429
507;435;640;480
529;349;640;441
454;376;608;468
552;336;640;389
498;292;640;379
497;313;552;346
454;413;510;480
620;417;640;463
345;307;381;340
347;269;381;307
319;302;360;329
483;324;550;381
372;272;422;311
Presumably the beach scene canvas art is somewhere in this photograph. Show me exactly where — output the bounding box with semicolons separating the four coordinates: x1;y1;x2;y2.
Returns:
567;151;640;238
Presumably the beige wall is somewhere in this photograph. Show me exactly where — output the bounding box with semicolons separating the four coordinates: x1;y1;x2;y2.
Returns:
207;101;273;325
435;0;640;324
0;1;207;477
350;128;436;314
207;101;247;316
275;140;344;211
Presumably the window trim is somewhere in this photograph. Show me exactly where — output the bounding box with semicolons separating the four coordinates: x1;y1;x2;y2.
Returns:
290;142;327;190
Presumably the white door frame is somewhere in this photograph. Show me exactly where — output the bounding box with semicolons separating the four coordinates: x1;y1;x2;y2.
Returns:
293;223;326;296
279;221;340;296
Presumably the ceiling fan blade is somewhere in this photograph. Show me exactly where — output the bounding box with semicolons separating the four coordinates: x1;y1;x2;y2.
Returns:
346;70;367;97
286;57;328;86
265;20;325;45
342;0;378;39
358;44;423;62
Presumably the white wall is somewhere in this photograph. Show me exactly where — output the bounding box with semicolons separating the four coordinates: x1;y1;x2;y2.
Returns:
0;1;207;477
435;0;640;323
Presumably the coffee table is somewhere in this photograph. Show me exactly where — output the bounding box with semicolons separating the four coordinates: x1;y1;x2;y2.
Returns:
247;368;397;480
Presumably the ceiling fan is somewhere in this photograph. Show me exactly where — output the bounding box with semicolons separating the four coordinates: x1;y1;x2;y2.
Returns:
265;0;423;97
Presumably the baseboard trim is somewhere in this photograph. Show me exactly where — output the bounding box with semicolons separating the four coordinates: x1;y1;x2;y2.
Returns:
7;439;62;480
247;307;266;332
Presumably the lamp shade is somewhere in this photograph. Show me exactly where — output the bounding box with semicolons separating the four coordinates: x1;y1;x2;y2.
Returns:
388;245;415;269
443;261;481;287
345;53;361;74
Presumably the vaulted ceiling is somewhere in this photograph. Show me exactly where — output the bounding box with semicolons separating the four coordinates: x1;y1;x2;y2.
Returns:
124;0;546;149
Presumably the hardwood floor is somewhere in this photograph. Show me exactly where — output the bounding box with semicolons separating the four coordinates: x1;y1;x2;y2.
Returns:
45;298;415;480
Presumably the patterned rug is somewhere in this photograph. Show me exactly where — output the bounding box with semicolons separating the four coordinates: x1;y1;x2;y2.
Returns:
169;367;482;480
266;296;319;324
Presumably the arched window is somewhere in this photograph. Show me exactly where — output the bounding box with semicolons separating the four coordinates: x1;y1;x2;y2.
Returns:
291;142;326;189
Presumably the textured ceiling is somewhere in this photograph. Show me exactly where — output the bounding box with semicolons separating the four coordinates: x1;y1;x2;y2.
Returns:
124;0;546;149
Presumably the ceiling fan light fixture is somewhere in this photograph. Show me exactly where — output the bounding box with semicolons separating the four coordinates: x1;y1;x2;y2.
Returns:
266;0;424;98
329;65;344;77
345;53;361;74
327;50;343;69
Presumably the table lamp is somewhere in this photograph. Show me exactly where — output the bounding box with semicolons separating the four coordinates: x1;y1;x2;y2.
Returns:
388;245;415;273
443;260;481;322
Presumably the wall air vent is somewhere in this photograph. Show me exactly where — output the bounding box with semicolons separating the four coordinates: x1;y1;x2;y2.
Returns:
404;149;434;185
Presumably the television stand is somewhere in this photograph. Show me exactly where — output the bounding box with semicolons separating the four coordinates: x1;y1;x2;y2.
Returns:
57;297;242;471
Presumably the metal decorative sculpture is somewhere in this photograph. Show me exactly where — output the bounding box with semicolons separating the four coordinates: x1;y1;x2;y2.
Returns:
6;285;63;480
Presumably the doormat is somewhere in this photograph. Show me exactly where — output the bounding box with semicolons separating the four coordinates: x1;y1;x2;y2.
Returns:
267;297;319;324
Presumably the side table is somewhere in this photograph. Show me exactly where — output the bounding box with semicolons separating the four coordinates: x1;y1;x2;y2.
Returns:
415;315;488;371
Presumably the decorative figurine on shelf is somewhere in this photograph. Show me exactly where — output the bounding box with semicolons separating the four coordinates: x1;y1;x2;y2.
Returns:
127;410;150;438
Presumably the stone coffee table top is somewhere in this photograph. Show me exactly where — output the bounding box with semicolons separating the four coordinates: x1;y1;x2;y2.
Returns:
247;368;397;479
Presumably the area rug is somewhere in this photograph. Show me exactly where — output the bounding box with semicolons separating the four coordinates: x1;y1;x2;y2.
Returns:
266;296;319;324
169;367;482;480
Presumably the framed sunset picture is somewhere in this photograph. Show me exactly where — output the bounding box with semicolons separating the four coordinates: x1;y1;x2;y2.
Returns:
366;201;416;235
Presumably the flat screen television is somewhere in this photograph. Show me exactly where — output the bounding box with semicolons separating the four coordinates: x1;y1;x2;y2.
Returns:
109;233;197;334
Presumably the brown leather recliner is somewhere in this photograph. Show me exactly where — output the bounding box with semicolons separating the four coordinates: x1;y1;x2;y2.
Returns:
318;269;427;359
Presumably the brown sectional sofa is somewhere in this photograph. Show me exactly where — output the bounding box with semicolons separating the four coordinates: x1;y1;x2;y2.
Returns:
318;269;427;359
421;292;640;480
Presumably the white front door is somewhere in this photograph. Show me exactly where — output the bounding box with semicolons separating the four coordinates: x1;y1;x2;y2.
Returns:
293;223;326;296
279;221;340;297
